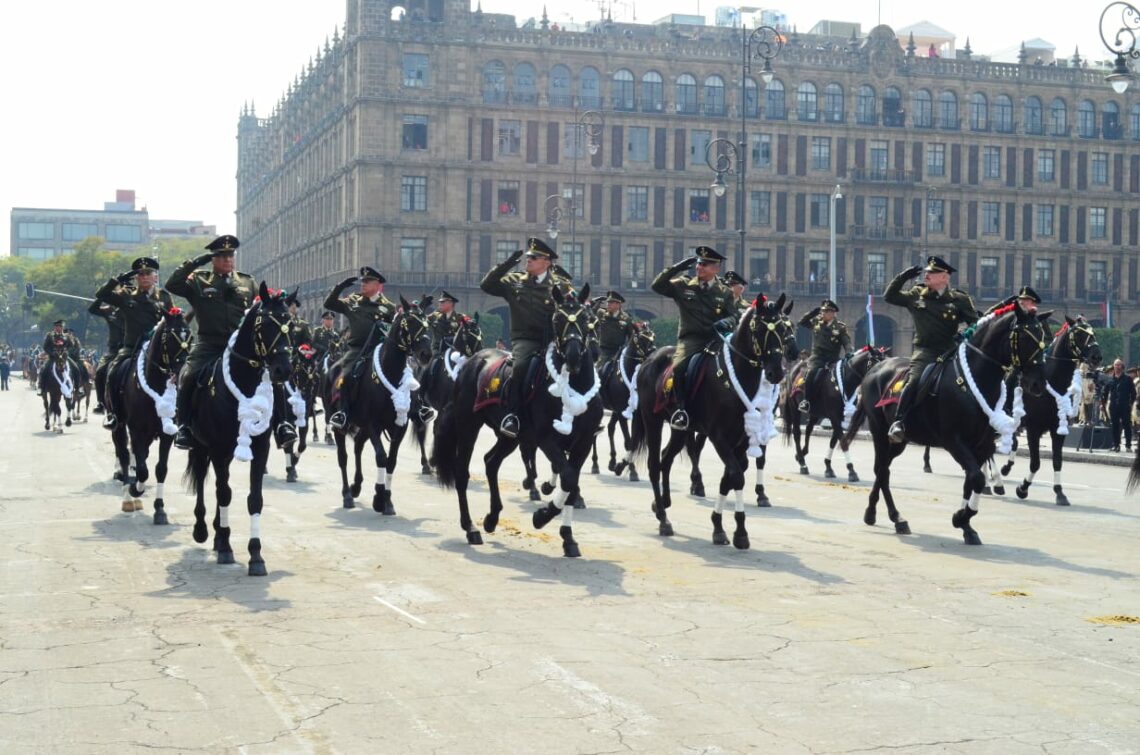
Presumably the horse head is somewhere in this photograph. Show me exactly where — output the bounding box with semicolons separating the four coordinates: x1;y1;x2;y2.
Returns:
156;308;192;376
243;283;294;383
628;321;657;361
1059;315;1102;370
979;305;1049;398
395;295;434;366
550;282;593;375
737;294;787;385
453;314;484;357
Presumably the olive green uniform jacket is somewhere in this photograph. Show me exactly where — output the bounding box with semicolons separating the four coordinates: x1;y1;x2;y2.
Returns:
165;260;257;379
323;289;396;366
651;271;736;367
884;271;980;380
596;310;634;363
94;280;175;357
426;310;463;354
798;312;852;371
480;259;570;365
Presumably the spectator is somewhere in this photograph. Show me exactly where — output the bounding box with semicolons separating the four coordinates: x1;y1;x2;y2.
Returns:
0;353;10;390
1103;359;1136;452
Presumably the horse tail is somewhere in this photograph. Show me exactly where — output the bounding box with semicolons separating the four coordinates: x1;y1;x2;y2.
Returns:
843;399;866;447
782;383;795;442
1127;447;1140;494
629;405;647;460
430;401;458;489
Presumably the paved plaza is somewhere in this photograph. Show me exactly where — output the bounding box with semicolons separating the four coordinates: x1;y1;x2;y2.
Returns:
0;381;1137;754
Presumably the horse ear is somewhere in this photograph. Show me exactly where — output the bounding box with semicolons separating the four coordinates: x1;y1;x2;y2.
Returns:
258;281;270;301
420;295;433;311
551;286;565;304
1065;315;1076;326
400;295;412;311
775;293;787;311
473;311;480;324
578;282;591;304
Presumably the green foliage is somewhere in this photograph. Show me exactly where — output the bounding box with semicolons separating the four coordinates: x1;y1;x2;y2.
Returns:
649;317;678;347
1098;328;1124;365
475;312;504;346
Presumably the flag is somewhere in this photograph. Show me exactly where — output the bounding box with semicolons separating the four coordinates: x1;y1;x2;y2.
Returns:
1102;299;1112;329
866;294;876;346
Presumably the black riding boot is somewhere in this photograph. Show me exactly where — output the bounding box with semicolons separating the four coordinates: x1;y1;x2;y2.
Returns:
329;373;352;432
669;372;688;431
272;383;298;449
173;378;195;450
888;381;914;444
499;370;522;439
799;367;820;413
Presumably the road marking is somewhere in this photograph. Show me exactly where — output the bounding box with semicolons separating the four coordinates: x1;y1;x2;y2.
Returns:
535;658;655;735
372;595;426;624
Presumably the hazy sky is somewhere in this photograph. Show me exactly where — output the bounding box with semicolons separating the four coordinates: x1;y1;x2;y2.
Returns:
1;0;1109;257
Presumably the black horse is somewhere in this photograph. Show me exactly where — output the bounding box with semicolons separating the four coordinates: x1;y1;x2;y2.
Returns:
40;343;79;433
782;346;890;482
333;296;434;515
592;321;656;482
999;316;1100;505
847;304;1050;545
183;284;294;576
280;344;320;483
681;302;800;507
431;284;603;558
109;310;191;519
410;314;484;475
317;338;344;445
629;295;787;547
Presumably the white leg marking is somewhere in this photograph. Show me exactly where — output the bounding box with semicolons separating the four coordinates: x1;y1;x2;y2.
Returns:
755;467;764;487
377;467;388;488
826;446;834;462
219;507;230;528
968;491;981;512
155;483;165;499
552;488;569;511
1053;469;1062;488
715;494;726;514
250;512;261;539
734;489;745;513
561;503;574;526
120;484;132;504
843;448;853;465
1026;470;1037;485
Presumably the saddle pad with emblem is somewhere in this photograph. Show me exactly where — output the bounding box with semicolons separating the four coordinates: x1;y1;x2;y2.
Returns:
874;367;910;408
653;356;710;415
473;356;511;412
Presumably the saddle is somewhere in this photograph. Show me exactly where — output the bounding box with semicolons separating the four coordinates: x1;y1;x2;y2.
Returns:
653;352;710;415
875;361;947;409
474;355;512;411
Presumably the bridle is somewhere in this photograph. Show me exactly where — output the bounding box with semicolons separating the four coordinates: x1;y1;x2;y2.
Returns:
1048;320;1099;365
229;302;293;370
390;307;431;354
452;318;484;357
729;304;784;368
628;326;656;361
551;302;593;362
1007;317;1048;371
149;317;192;379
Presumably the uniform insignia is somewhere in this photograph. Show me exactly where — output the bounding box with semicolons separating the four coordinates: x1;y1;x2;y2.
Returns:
831;328;839;335
202;287;217;294
915;300;926;309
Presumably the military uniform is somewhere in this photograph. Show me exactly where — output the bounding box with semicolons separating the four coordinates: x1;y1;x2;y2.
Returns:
596;307;634;365
651;257;735;369
426;309;463;354
288;317;314;351
799;307;851;373
165;256;256;380
884;255;980;441
323;287;395;368
312;323;341;360
723;271;751;317
94;280;175;357
87;300;122;411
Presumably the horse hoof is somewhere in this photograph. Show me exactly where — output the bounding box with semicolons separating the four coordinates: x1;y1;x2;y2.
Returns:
563;542;581;558
613;461;628;477
981;486;992;496
993;485;1005;496
628;470;639;482
192;522;208;543
482;514;499;533
847;471;859;483
590;463;600;475
659;521;674;537
1001;463;1014;476
963;531;983;546
529;488;542;502
421;464;433;476
65;419;72;427
1055;493;1071;507
325;436;334;446
690;483;705;498
285;468;298;483
129;483;144;498
733;532;750;550
466;530;484;545
342;496;355;509
533;506;557;530
571;494;586;510
350;483;362;498
712;531;729;546
756;495;771;508
248;561;268;577
383;503;396;516
112;471;124;483
894;520;911;535
153;510;168;526
823;467;835;479
217;551;235;565
1015;485;1029;499
607;459;616;472
863;507;876;526
923;464;933;474
540;482;555;496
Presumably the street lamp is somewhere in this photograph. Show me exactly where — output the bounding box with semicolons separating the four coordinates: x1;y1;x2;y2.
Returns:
923;186;936;253
544;194;569;240
829;184;842;302
1100;2;1140;92
710;24;782;273
568;109;604;255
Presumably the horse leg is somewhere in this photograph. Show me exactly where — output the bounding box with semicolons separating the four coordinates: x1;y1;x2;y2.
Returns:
335;431;354;508
835;424;859;482
687;433;706;497
152;435;172;525
128;429;150;507
644;415;673;536
606;413;619;473
754;454;771;507
985;457;1007;497
482;435;519;536
1016;431;1043;501
523;445;542;502
590;435;600;476
418;422;432;476
112;425;133;512
370;430;395;516
450;421;482;543
947;440;985;546
866;433;910;534
614;417;638;481
379;425;408;516
531;436;581;557
246;434;270;576
1049;431;1070;506
709;438;749;549
189;447;210;544
210;456;235;564
351;434;366;498
661;429;688;509
798;417;814;475
922;446;933;474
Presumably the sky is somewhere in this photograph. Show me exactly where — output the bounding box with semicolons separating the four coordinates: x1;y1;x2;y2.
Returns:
0;0;1109;257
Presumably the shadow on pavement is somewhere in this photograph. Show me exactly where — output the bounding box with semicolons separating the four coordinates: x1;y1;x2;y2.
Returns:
653;529;848;585
323;508;437;538
79;512;183;550
146;548;293;610
439;538;630;597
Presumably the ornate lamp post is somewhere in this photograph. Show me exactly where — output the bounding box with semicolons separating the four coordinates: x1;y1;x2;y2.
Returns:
545;194;570;241
1100;2;1140;92
568;109;604;255
829;184;843;302
708;24;782;272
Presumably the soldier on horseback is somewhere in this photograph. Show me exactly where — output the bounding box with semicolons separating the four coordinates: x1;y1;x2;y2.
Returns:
167;235;277;450
651;245;736;432
426;291;463;354
885;255;979;443
479;237;570;440
312;311;342;361
94;256;175;430
284;291;313;350
723;271;751;315
38;321;86;395
796;299;851;414
595;291;633;371
325;266;397;432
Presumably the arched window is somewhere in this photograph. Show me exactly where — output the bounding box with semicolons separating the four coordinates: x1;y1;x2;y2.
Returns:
743;77;759;118
579;66;600;109
884;86;903;127
612;69;634;110
993;95;1013;133
549;64;572;108
641;71;663;112
675;74;697;114
969;92;987;131
1078;100;1096;138
482;60;506;104
796;81;818;121
1103;101;1120;139
703;75;725;116
856;85;876;125
1050;98;1067;136
513;62;537;105
823;83;844;123
939;90;958;129
766;79;786;119
1025;96;1043;135
1130;103;1140;140
913;89;932;128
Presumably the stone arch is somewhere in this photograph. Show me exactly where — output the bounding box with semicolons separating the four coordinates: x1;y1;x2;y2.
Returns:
854;313;897;352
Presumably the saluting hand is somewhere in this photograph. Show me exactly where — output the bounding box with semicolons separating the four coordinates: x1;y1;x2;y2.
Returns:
507;249;524;265
116;270;138;284
192;253;214;267
336;276;359;289
902;265;924;280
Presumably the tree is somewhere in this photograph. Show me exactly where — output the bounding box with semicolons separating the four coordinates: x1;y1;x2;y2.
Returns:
648;317;678;346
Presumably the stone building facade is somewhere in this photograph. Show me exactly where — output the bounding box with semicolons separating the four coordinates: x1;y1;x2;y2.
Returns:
236;0;1140;354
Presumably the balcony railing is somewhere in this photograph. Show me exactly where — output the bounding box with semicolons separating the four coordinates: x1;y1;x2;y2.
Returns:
849;224;917;241
849;167;915;184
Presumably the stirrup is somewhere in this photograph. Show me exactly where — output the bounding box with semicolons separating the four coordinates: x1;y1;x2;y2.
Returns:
173;425;193;450
798;400;810;413
275;422;298;448
418;405;437;423
102;413;117;430
329;411;347;431
669;409;689;432
499;414;520;439
887;420;906;444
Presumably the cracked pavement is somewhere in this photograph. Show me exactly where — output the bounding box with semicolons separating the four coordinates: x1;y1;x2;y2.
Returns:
1;385;1137;754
